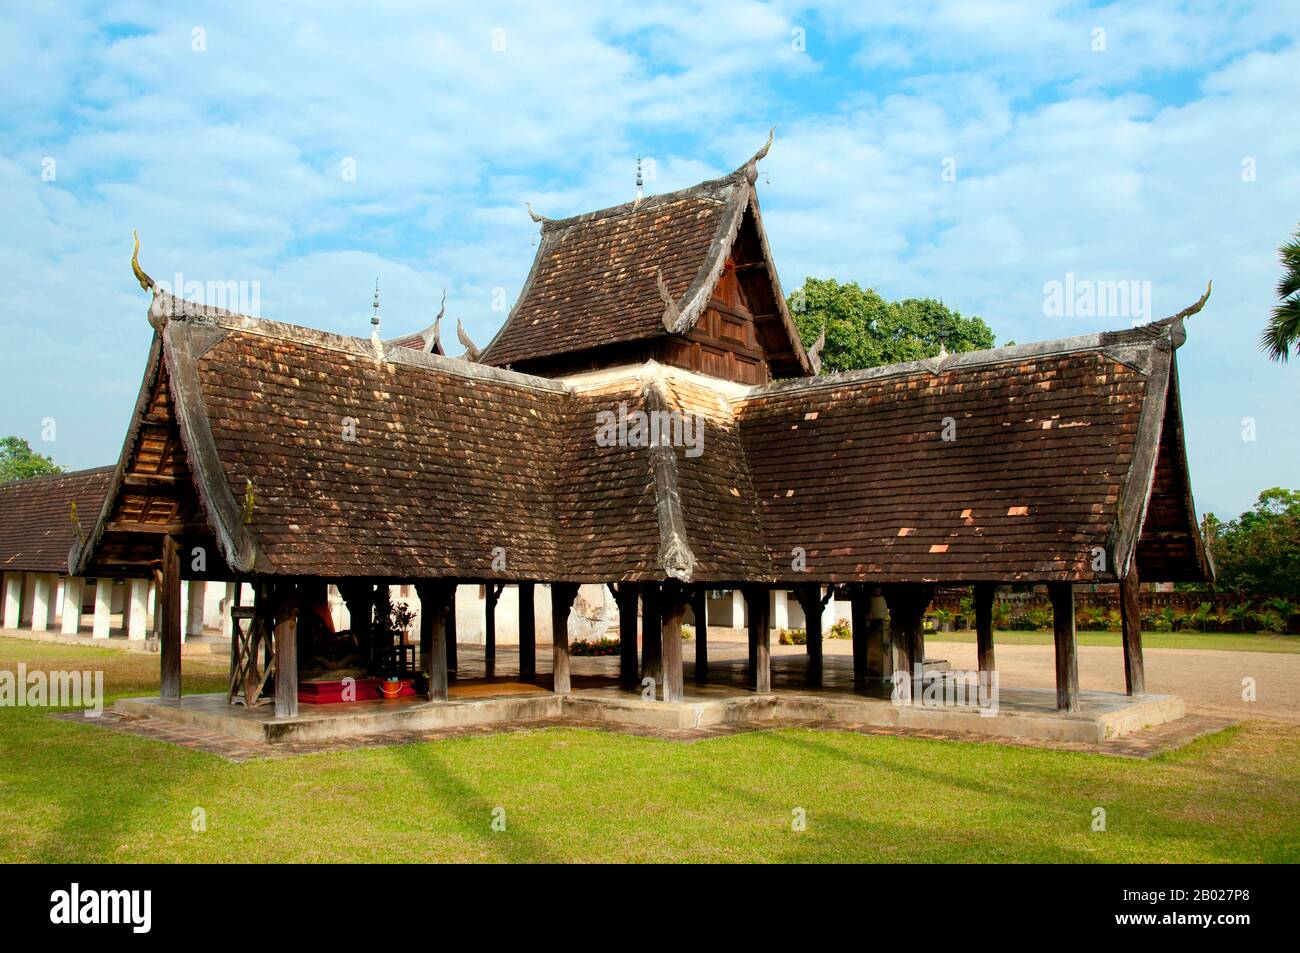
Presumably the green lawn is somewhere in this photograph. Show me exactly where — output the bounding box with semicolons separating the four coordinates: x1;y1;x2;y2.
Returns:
931;629;1300;654
2;637;1298;863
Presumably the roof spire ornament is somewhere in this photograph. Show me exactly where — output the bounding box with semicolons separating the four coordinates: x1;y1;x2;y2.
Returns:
131;230;156;294
369;278;385;359
636;155;644;200
431;290;445;354
741;125;776;184
456;318;481;362
807;322;827;375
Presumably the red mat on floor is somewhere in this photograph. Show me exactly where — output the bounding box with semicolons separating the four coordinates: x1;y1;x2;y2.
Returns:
298;677;417;704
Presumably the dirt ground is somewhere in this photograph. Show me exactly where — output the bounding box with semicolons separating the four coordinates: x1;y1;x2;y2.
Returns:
705;632;1300;725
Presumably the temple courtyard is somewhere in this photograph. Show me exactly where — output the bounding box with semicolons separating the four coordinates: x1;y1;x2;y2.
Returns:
3;632;1297;863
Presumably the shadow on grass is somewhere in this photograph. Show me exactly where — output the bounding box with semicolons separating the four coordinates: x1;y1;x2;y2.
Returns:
389;740;558;863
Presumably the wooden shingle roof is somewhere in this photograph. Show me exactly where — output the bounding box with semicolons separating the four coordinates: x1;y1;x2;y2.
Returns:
480;147;811;378
0;467;112;573
71;292;1209;585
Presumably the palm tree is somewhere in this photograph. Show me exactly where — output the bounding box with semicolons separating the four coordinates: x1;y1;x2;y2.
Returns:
1262;226;1300;362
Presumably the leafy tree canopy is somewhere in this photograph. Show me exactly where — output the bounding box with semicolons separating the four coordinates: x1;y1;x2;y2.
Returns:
787;277;997;373
1207;488;1300;597
0;436;64;483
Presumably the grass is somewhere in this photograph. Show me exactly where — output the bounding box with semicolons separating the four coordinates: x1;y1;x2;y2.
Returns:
931;629;1300;654
1;636;1298;863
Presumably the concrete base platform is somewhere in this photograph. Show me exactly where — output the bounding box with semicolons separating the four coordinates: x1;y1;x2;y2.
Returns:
116;680;1184;746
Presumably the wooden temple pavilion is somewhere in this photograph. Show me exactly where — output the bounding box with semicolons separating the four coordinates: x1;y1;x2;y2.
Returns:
69;140;1212;726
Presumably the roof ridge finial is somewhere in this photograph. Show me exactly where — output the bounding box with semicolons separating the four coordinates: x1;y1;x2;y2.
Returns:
741;125;776;183
370;278;384;359
131;230;156;294
636;154;644;201
456;317;481;362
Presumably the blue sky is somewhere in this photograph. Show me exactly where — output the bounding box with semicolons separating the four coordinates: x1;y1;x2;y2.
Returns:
1;0;1297;520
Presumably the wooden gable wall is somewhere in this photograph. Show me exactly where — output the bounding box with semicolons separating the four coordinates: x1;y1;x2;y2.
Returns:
658;203;807;385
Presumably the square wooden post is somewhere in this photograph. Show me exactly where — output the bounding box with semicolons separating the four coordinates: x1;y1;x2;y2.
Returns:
794;583;824;688
849;585;869;691
273;585;299;719
744;585;771;693
485;582;502;679
551;583;579;694
159;536;183;701
974;582;996;675
1048;582;1079;712
691;586;708;684
1120;568;1145;696
517;582;536;681
640;582;662;684
616;583;639;687
445;591;458;675
415;581;451;701
866;587;890;679
660;582;687;703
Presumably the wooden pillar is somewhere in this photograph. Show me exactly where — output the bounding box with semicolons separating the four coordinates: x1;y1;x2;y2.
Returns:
484;582;502;679
1120;567;1145;696
517;581;536;681
1048;582;1079;712
30;573;54;632
744;585;770;693
415;581;451;701
616;583;639;687
273;585;299;718
445;592;458;674
185;579;206;641
794;583;824;688
974;582;996;675
640;582;662;684
1;571;21;629
159;536;183;701
691;586;708;684
849;585;869;691
550;583;579;694
745;589;758;688
884;585;933;703
865;587;889;679
661;582;687;702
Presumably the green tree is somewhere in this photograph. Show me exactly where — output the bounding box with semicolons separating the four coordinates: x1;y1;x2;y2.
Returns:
1262;226;1300;362
0;436;64;483
1209;488;1300;597
787;277;997;373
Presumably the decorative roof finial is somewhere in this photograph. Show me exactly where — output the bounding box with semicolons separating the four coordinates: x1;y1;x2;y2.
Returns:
526;202;549;224
370;278;381;331
741;126;776;183
636;155;644;201
131;230;156;294
456;318;481;362
430;290;445;354
655;267;681;333
807;322;827;375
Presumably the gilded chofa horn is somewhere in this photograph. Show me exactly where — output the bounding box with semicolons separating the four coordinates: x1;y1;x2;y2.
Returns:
131;230;156;292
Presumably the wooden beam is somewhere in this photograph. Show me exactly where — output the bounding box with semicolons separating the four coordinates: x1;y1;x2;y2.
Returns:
1048;582;1080;712
159;534;182;700
616;583;639;688
104;520;206;535
273;587;298;719
122;473;179;489
1120;568;1146;696
974;582;996;675
691;586;708;684
849;585;869;691
517;581;536;681
661;582;687;703
744;586;771;693
415;581;451;701
550;583;580;694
